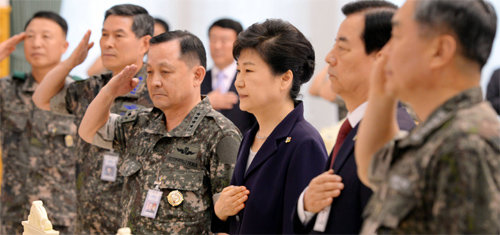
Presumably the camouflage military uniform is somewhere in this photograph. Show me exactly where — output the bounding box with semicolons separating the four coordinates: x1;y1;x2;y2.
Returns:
361;87;500;234
93;97;241;234
0;72;78;235
49;65;152;234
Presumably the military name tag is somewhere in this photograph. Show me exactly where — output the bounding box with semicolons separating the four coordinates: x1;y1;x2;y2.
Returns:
100;152;119;182
141;189;163;219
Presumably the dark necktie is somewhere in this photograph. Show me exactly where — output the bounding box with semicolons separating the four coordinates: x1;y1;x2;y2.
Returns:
329;119;353;169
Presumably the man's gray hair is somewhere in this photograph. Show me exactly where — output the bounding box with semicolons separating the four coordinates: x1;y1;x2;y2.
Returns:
105;4;154;38
414;0;497;68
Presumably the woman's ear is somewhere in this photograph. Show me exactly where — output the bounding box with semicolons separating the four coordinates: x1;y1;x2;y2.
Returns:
280;70;293;91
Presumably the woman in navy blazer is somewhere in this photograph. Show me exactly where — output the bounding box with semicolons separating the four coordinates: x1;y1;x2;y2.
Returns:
211;19;328;234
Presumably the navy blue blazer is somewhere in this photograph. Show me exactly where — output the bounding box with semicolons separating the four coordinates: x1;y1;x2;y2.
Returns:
201;70;256;134
293;104;415;234
212;102;328;234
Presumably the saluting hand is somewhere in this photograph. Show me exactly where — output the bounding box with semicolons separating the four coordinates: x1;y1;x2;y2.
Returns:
104;64;139;98
0;32;26;61
369;51;395;100
214;185;250;221
67;30;94;68
303;169;344;213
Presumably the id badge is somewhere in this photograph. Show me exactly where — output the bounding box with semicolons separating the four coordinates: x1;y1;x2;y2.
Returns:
141;189;163;219
100;151;119;182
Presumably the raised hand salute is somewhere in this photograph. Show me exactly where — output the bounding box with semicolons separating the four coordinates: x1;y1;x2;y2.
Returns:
32;30;94;110
78;64;138;144
0;32;26;62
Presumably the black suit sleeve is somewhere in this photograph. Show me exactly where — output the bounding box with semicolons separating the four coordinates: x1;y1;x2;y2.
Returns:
292;204;317;234
486;69;500;115
211;210;230;233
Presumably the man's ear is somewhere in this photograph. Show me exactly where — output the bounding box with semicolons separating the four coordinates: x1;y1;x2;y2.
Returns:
365;50;379;64
193;65;206;87
59;40;69;56
63;40;69;53
428;34;456;70
140;35;152;55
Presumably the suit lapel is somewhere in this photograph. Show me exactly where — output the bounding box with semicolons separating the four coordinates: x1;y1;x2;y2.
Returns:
332;124;359;173
243;102;304;179
233;124;257;184
243;137;279;179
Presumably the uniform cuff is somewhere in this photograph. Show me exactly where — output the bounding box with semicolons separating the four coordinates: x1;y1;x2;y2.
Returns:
92;113;119;150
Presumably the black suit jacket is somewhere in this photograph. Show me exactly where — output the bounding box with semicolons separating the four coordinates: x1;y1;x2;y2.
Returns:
293;104;416;234
212;102;328;234
486;69;500;115
201;70;256;134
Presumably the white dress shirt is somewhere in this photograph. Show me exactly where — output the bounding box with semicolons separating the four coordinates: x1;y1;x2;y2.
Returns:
211;61;237;93
246;149;257;172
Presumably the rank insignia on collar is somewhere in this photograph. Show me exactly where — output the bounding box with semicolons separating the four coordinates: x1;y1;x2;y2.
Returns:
177;147;195;155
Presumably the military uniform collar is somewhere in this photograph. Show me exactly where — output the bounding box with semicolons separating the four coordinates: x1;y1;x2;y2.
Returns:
21;73;38;92
399;87;483;147
145;97;212;137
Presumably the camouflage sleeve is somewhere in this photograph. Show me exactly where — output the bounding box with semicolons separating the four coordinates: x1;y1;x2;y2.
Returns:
0;77;14;136
429;134;500;233
49;76;74;115
92;113;120;150
112;109;140;154
52;79;94;118
210;131;241;197
368;142;394;192
0;77;7;136
368;131;409;192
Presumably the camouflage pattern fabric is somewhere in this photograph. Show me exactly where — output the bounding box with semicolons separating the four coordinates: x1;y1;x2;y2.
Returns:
0;73;78;235
50;65;152;234
111;98;241;234
362;87;500;234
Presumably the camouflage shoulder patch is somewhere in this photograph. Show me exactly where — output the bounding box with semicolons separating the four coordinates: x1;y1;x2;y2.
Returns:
120;109;139;123
12;71;27;80
119;158;142;177
120;107;154;123
216;134;241;164
206;109;241;135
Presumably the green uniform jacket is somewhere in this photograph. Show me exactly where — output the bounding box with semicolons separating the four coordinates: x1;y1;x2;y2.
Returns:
362;87;500;234
102;98;241;234
49;65;152;234
0;73;78;234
